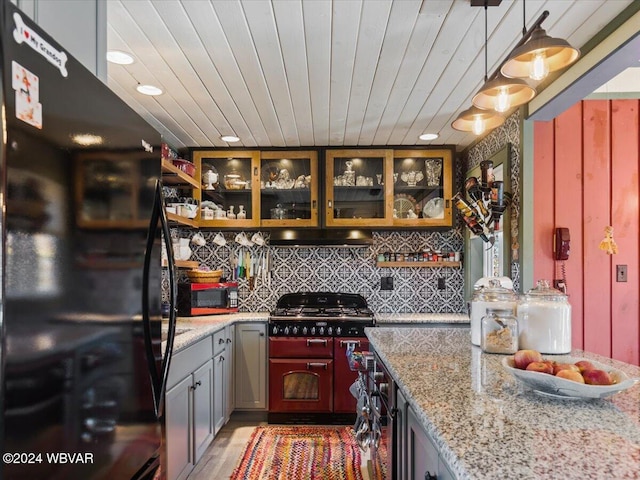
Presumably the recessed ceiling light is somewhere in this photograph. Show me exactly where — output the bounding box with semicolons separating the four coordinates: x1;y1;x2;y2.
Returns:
419;133;439;141
71;133;103;146
106;50;135;65
221;135;240;143
136;84;163;96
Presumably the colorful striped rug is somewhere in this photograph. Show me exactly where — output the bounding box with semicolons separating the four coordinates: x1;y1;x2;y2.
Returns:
230;426;364;480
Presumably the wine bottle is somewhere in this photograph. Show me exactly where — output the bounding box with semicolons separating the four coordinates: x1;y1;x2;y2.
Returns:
452;193;490;242
464;177;489;218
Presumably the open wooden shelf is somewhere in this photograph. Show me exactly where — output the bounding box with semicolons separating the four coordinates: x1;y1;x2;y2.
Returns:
162;259;199;269
166;211;199;228
161;159;200;188
376;261;461;268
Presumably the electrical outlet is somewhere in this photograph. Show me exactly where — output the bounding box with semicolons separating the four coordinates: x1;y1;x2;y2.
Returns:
380;276;394;290
616;265;628;282
437;277;446;290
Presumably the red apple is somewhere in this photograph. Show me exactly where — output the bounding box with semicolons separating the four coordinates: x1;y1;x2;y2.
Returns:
555;369;585;383
526;361;554;375
574;360;596;373
513;349;543;370
582;369;613;386
553;363;581;375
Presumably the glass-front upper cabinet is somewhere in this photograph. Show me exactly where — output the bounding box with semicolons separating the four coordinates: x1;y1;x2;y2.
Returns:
325;149;393;227
260;151;319;227
192;150;260;228
392;149;453;227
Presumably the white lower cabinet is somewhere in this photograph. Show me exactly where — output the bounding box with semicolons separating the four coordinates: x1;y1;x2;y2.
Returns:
224;325;235;422
165;335;215;480
165;375;193;480
406;403;456;480
213;350;226;434
192;360;215;461
235;323;267;409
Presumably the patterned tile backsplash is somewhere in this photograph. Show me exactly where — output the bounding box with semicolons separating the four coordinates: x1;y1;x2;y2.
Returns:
164;229;465;314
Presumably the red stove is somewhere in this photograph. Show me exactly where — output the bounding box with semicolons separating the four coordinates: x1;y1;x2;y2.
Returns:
268;292;375;423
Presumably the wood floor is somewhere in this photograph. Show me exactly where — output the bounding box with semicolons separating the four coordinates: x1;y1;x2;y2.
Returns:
186;412;372;479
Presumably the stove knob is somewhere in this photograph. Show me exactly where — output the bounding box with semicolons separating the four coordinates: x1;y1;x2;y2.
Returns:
302;326;308;335
319;326;325;336
271;325;279;335
292;326;298;335
327;326;333;335
336;327;342;336
284;326;290;336
311;327;316;335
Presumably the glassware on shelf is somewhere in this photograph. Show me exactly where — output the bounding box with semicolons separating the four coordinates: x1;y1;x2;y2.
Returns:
227;205;236;219
343;160;355;186
400;170;424;187
425;158;443;187
237;205;246;220
202;168;219;190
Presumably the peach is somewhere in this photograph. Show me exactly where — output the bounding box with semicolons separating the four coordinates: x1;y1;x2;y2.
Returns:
575;360;596;373
553;363;581;375
582;369;613;386
526;361;554;375
555;369;585;383
513;349;543;370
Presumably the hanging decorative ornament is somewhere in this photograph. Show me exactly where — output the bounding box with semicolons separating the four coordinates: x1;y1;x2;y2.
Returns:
598;226;618;255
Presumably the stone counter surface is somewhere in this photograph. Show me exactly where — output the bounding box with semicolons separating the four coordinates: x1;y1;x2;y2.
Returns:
366;327;640;480
375;313;469;325
165;312;269;353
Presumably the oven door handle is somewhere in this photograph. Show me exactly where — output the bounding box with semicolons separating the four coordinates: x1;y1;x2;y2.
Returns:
306;362;328;370
339;340;361;348
306;339;328;347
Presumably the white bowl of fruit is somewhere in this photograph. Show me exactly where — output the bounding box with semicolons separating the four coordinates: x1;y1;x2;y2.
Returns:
502;349;639;399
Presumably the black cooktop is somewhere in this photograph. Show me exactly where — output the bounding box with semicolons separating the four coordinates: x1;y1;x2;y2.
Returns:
270;292;374;321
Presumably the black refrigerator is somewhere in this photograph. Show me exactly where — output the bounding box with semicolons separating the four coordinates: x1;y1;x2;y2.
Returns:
0;2;177;479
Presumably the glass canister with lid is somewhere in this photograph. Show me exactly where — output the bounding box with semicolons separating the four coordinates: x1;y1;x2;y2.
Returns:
469;278;518;346
517;280;571;354
481;308;518;354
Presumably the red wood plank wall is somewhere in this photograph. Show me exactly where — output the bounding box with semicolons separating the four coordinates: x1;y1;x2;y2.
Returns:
533;99;639;365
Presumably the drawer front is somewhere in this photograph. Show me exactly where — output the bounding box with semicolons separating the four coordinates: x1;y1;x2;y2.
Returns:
213;328;226;356
269;337;334;358
167;336;213;390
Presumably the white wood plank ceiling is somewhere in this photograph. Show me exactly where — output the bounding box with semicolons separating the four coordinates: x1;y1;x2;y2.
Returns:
106;0;635;151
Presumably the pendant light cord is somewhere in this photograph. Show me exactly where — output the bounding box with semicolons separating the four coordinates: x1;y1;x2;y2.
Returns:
522;0;527;37
484;2;488;82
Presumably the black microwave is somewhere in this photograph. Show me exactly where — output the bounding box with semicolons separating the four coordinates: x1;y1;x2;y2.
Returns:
177;281;239;316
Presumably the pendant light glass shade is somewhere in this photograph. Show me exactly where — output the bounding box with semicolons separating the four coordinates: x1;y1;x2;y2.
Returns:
451;106;505;136
500;26;580;80
472;76;536;112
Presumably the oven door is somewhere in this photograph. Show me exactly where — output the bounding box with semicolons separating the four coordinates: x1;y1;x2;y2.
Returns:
269;358;333;412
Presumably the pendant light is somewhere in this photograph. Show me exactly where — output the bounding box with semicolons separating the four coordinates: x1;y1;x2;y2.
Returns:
472;2;536;112
452;1;504;135
451;106;504;136
501;1;580;80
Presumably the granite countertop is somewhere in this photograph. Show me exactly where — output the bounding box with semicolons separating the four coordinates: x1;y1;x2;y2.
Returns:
366;327;640;480
164;312;269;353
375;313;469;324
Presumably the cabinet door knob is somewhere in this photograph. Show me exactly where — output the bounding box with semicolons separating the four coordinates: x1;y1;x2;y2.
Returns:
259;332;265;337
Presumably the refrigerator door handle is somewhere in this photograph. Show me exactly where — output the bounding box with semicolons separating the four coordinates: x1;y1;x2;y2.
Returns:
142;179;177;420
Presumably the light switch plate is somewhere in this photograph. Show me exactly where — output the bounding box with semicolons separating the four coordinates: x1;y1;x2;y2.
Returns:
616;265;628;282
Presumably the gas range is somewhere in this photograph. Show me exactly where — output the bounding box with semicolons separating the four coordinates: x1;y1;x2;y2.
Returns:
268;292;375;337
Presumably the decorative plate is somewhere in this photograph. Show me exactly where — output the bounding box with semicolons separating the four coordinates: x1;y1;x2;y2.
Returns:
393;194;419;219
423;197;444;218
502;356;639;399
